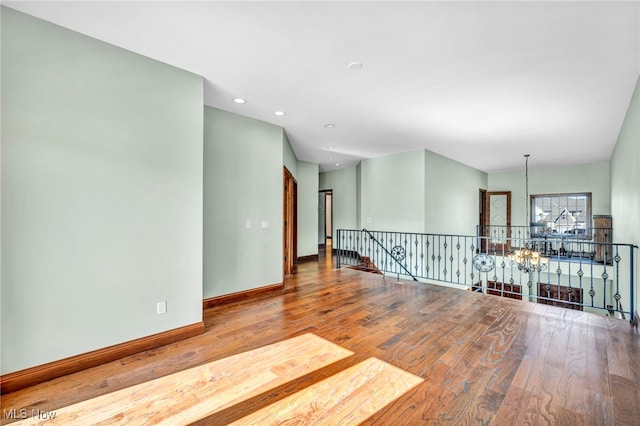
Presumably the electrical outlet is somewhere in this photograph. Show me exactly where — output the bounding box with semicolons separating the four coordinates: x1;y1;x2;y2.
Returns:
245;220;252;230
261;220;269;229
157;301;167;315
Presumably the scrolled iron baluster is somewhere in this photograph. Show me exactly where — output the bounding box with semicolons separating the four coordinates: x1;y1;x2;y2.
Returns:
420;235;424;279
437;235;442;280
602;250;609;311
456;236;461;284
614;247;621;314
567;254;572;306
413;237;418;276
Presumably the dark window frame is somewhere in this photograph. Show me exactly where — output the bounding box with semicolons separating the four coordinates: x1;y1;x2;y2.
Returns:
530;192;593;238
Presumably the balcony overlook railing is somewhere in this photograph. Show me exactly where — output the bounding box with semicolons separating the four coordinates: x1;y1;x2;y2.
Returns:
478;224;615;262
336;228;638;324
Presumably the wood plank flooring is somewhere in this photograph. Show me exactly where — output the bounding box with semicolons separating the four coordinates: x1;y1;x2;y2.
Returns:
7;334;354;426
2;251;640;425
229;357;422;425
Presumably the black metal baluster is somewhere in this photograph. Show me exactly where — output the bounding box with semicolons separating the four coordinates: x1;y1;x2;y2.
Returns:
534;263;541;303
556;253;562;305
567;250;572;307
404;233;409;278
437;235;442;281
456;236;461;284
629;245;638;326
602;243;608;311
376;231;382;272
589;244;596;307
412;235;419;276
613;246;621;314
426;235;430;278
365;232;370;269
463;236;468;286
444;236;449;280
337;230;342;268
630;245;636;325
420;234;424;279
578;242;585;308
500;240;507;296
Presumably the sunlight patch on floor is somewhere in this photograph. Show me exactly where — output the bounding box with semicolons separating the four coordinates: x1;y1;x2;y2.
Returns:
11;333;422;425
11;334;352;425
230;357;423;425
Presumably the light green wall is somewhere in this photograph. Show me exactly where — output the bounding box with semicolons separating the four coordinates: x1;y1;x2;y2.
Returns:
425;151;487;236
610;75;640;313
283;133;319;258
283;132;298;179
611;76;640;246
1;8;204;374
297;161;319;257
319;168;358;236
203;107;283;298
327;150;486;238
360;150;426;232
489;161;611;228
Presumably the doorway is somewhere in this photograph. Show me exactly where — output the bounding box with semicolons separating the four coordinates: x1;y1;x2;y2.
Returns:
283;167;297;275
318;189;333;253
480;190;511;253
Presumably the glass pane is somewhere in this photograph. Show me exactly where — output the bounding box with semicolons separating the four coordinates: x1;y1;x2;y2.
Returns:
531;193;590;236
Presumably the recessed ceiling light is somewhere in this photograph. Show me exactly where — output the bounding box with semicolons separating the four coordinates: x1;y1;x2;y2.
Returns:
324;123;335;128
274;111;286;116
335;162;341;167
347;61;363;70
233;98;246;104
326;145;335;149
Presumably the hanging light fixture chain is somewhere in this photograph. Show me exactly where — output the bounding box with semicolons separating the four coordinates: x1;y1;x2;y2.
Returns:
524;154;530;228
510;154;547;273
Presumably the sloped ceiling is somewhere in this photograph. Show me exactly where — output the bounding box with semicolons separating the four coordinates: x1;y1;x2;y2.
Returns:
5;1;639;172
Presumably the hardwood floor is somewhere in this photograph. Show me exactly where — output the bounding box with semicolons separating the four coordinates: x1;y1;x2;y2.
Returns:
8;334;355;425
2;251;640;425
227;357;422;425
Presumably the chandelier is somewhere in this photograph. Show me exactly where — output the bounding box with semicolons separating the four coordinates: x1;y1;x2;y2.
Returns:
510;154;548;273
511;243;547;273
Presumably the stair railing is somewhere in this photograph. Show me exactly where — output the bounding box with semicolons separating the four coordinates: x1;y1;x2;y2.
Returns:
336;228;637;325
362;229;418;281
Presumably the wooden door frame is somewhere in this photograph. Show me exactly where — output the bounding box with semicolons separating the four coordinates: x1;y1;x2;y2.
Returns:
479;189;487;252
319;189;333;248
481;191;511;253
479;189;487;229
283;167;298;275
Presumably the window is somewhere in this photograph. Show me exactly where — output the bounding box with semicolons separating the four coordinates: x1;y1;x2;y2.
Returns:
531;193;592;237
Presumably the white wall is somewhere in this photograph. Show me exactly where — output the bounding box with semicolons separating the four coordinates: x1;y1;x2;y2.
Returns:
1;8;204;374
489;161;611;228
203;107;283;298
297;161;319;257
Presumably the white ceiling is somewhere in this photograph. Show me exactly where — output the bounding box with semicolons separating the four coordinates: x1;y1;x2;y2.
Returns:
5;1;639;172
